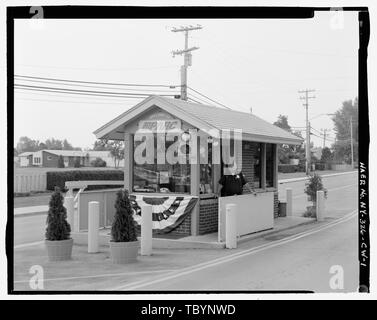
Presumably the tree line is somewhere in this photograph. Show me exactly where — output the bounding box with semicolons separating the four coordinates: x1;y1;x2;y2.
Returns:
274;97;358;166
14;137;82;155
14;137;125;169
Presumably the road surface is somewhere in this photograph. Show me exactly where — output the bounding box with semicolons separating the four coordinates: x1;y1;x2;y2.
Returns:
116;213;358;291
13;172;358;292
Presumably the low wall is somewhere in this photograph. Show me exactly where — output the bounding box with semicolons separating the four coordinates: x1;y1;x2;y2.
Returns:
77;188;120;231
14;173;47;193
199;198;219;235
218;192;274;242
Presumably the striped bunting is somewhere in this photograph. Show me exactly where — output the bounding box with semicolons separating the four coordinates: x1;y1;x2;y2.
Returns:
130;195;198;233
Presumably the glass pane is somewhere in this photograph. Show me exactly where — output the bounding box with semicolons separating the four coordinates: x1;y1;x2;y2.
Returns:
200;142;213;194
133;134;191;194
252;143;262;188
266;143;274;187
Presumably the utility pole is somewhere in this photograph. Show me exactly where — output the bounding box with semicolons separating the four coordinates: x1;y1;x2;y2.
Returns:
171;25;202;100
350;116;354;168
321;128;327;149
298;89;316;175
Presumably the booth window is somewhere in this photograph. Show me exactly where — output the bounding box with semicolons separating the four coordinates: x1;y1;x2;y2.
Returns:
266;143;275;187
200;141;214;194
133;134;191;194
252;143;262;188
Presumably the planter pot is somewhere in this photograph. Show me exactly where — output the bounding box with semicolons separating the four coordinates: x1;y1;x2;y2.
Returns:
110;240;139;264
45;238;73;261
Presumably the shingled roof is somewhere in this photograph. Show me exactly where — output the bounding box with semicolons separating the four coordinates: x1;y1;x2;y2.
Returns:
94;95;303;145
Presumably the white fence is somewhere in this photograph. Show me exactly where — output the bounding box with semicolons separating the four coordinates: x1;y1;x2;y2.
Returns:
218;192;274;242
14;173;47;193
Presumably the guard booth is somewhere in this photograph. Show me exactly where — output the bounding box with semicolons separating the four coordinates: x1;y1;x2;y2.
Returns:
93;95;302;239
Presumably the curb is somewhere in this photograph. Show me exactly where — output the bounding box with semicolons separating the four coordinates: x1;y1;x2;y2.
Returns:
14;211;48;218
237;218;317;245
278;170;357;184
14;205;49;218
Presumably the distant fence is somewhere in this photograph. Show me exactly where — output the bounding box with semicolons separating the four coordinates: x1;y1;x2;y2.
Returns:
14;173;47;193
331;164;353;171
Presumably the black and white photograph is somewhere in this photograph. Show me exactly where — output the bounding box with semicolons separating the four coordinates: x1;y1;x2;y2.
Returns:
2;3;373;300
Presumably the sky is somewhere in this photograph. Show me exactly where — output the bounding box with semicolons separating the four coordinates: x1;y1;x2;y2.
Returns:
14;11;359;150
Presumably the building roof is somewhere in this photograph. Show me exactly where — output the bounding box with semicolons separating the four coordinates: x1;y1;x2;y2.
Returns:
43;150;90;157
18;152;34;157
94;95;303;145
19;150;112;157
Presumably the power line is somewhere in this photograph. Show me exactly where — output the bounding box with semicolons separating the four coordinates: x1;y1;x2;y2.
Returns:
187;86;232;110
14;84;177;98
187;97;204;104
15;77;180;94
187;92;212;105
15;89;141;102
14;86;163;99
15;74;179;88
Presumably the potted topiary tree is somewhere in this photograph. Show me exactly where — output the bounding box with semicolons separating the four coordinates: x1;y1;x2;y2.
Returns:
303;173;328;218
45;187;73;261
109;189;139;264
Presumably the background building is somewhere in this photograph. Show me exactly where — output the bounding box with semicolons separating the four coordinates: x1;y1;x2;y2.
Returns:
18;150;123;168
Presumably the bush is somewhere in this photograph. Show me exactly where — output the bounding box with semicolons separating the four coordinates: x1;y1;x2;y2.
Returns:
91;157;107;167
314;162;325;171
46;170;124;191
45;187;71;241
278;164;298;173
303;206;316;218
304;173;328;204
111;189;138;242
58;155;65;168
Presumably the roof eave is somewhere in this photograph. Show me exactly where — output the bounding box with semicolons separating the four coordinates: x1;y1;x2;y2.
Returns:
242;132;303;145
93;96;216;140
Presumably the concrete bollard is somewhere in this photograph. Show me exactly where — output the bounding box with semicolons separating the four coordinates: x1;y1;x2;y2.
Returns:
286;188;293;217
225;203;237;249
64;196;75;231
316;191;325;222
141;204;153;256
88;201;99;253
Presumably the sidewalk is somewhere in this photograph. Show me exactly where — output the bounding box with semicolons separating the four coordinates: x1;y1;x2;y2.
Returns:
72;215;315;249
13;215;316;291
14;205;49;217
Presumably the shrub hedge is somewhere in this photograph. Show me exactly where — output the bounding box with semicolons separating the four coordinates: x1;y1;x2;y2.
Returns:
46;170;124;191
278;164;299;173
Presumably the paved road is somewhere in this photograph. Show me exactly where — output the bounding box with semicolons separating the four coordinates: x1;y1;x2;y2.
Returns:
14;214;47;246
14;172;358;246
278;171;357;218
116;213;358;291
13;172;358;292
